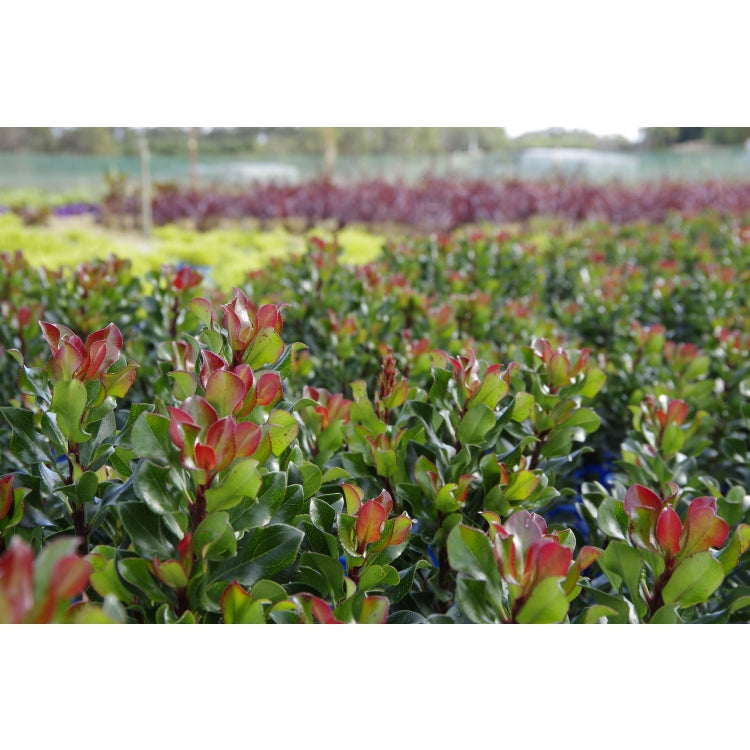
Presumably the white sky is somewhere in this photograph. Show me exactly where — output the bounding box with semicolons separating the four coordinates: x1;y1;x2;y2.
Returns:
2;3;745;132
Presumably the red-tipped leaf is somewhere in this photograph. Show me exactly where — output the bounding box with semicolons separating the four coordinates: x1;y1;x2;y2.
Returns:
623;483;663;518
355;500;387;546
206;417;237;471
679;497;730;558
0;475;13;520
656;505;682;558
255;372;283;407
342;483;364;515
205;369;248;418
667;399;689;426
50;555;91;599
235;422;262;458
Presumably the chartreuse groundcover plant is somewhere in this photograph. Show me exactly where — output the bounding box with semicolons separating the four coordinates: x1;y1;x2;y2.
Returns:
2;211;750;623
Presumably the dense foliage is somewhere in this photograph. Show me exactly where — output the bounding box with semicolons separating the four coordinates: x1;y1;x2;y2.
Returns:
1;211;749;623
98;177;750;233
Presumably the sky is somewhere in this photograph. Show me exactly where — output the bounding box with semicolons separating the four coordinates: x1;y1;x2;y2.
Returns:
2;4;745;133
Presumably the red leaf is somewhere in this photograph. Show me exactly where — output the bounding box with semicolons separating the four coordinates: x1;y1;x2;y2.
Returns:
255;372;283;407
623;484;663;518
232;364;254;390
50;555;91;599
167;407;195;449
182;395;219;432
235;422;262;458
205;369;248;417
257;303;283;334
40;321;74;355
327;393;352;423
355;500;387;546
576;545;602;571
525;539;572;586
84;324;123;375
200;350;228;388
679;498;730;557
173;266;202;291
80;338;109;381
0;536;35;623
194;443;217;472
389;515;412;546
54;339;85;380
656;505;682;558
310;596;340;624
0;475;13;520
667;399;689;426
374;489;393;517
222;306;245;353
206;417;236;471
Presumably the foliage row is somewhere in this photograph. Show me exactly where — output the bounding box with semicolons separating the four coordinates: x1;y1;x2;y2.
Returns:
1;211;750;623
98;177;750;233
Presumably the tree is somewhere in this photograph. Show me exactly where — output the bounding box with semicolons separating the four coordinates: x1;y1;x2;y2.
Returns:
57;127;119;154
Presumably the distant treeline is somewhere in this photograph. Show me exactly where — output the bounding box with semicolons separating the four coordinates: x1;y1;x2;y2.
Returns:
1;127;748;156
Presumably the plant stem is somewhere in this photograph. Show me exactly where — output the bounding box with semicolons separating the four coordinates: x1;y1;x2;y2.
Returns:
190;484;207;531
529;428;551;470
67;443;89;555
72;506;88;556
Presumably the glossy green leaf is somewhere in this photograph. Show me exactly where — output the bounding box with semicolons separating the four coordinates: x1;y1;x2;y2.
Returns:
131;411;174;465
231;471;287;531
650;604;682;624
206;458;261;513
297;552;346;602
597;497;629;540
220;581;267;624
76;470;99;506
661;552;725;608
447;524;498;583
579;604;620;624
268;410;299;456
51;380;90;444
358;596;389;624
244;329;285;369
504;470;540;502
515;577;570;624
169;371;198;401
456;402;496;445
210;524;304;587
153;559;189;589
660;423;685;456
134;460;181;515
717;524;750;575
297;462;322;500
357;564;400;591
599;541;644;606
511;391;535;422
87;546;132;603
580;367;606;398
118;501;175;559
117;557;172;605
194;512;237;561
560;407;601;432
455;576;501;623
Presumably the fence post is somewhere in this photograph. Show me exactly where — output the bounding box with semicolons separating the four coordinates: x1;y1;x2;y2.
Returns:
138;131;153;238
